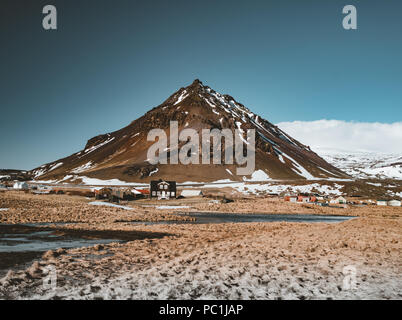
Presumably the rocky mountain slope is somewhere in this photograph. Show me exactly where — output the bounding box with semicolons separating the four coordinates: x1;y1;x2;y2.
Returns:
30;80;348;184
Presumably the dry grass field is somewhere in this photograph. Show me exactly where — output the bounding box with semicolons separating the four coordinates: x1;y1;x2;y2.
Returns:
0;191;401;299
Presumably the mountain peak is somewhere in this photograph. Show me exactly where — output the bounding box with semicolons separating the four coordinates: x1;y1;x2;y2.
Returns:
191;79;203;86
184;79;204;92
29;80;348;183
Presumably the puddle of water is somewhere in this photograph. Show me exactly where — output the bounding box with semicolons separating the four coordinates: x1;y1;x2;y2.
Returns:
131;212;356;225
0;238;120;253
0;224;171;275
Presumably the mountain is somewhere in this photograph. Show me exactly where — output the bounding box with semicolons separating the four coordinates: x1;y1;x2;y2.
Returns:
319;150;402;180
30;79;348;184
0;169;31;182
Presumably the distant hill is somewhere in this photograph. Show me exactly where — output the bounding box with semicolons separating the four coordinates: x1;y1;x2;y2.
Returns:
320;151;402;180
0;169;31;182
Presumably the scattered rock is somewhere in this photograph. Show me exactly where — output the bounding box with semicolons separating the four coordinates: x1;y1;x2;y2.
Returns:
43;250;55;259
94;244;104;251
27;261;42;277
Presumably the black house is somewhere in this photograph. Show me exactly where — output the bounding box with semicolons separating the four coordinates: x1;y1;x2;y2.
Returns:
150;180;177;200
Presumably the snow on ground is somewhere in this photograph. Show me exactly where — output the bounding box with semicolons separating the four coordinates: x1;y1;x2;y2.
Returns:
47;162;63;172
32;168;47;178
386;190;402;198
59;175;73;182
233;183;343;196
243;170;270;182
148;168;158;176
71;162;96;174
360;165;402;180
174;90;189;105
367;182;382;187
77;176;147;186
88;201;133;210
19;216;401;300
0;209;9;212
82;137;115;156
325;177;354;182
318;166;340;177
235;121;250;145
320;152;402;180
31;179;58;184
281;153;316;180
203;96;216;108
277;154;285;164
197;179;343;196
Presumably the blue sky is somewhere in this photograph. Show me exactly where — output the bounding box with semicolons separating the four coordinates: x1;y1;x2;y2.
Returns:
1;0;401;169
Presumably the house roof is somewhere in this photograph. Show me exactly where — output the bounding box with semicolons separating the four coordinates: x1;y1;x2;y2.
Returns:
158;181;170;185
137;189;150;194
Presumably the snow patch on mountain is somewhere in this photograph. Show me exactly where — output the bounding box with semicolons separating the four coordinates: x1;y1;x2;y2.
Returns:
320;151;402;180
48;162;63;172
281;153;315;180
71;161;96;174
174;90;189;105
82;137;115;156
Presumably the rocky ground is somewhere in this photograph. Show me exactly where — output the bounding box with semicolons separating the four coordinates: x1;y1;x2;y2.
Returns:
0;191;401;300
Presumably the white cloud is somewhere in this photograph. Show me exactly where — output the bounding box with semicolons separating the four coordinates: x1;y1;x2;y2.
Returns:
276;120;402;154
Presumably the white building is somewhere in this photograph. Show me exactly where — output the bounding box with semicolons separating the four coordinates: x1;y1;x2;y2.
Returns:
388;200;401;207
330;196;347;204
377;200;387;206
13;182;28;190
181;190;203;197
289;196;297;203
